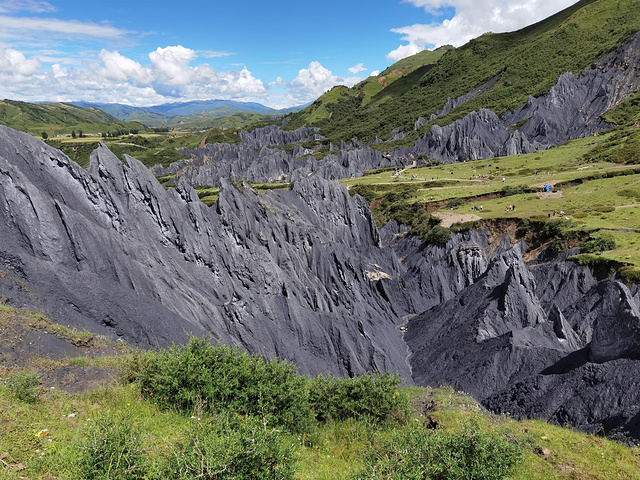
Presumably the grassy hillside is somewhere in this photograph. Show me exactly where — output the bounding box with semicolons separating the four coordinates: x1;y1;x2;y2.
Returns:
287;47;451;131
0;100;147;138
0;304;638;479
342;123;640;281
286;0;640;147
74;100;289;129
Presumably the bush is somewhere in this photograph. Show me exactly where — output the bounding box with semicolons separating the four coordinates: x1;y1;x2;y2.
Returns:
2;371;41;403
308;372;409;424
502;184;535;196
409;212;450;246
349;184;378;203
355;417;524;480
581;238;617;254
129;337;314;434
169;414;296;480
77;413;146;480
446;197;466;209
619;266;640;285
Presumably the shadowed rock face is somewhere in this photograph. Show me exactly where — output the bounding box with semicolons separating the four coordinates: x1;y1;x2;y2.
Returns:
402;235;640;442
0;126;409;377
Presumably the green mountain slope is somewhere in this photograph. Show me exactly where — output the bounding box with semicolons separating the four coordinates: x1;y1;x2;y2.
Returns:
286;0;640;147
0;100;147;137
288;46;451;129
72;100;305;129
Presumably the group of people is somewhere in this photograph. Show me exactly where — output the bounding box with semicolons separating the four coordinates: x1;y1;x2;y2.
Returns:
505;204;516;213
470;205;483;212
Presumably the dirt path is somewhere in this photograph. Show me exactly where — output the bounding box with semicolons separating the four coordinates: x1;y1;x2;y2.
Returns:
432;212;482;227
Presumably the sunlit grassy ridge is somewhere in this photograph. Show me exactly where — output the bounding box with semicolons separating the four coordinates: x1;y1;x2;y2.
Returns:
286;0;640;148
0;100;148;139
342;127;640;277
1;305;639;479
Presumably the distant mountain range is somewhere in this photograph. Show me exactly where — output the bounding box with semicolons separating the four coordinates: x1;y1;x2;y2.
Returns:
71;100;308;128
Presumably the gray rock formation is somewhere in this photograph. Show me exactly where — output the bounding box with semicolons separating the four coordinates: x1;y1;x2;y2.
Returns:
152;125;399;188
239;125;321;148
397;31;640;163
398;232;640;442
0;125;409;378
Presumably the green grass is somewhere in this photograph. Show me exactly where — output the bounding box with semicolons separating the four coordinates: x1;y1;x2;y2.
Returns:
343;128;640;271
286;0;640;147
0;306;638;479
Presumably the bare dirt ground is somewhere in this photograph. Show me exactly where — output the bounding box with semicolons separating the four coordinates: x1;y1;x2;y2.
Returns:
536;191;563;199
0;306;128;393
432;212;482;227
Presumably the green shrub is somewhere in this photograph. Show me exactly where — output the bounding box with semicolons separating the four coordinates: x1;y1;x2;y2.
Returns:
619;266;640;285
2;371;42;403
502;184;536;196
581;238;617;254
450;220;482;233
308;372;409;424
169;414;296;480
349;184;378;203
130;338;314;434
594;205;616;213
409;212;450;246
516;218;531;239
77;413;146;480
355;417;524;480
446;197;466;209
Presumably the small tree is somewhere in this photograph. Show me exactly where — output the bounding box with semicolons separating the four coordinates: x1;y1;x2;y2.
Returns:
41;131;48;140
71;130;76;138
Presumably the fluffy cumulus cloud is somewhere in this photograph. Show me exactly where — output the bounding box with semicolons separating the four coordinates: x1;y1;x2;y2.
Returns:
0;48;41;75
286;61;361;105
388;0;577;61
0;45;268;106
99;50;152;85
348;63;367;74
149;45;197;85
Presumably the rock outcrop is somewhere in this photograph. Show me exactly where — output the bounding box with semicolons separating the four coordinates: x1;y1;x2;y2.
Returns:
0;126;409;378
152;126;399;188
396;31;640;163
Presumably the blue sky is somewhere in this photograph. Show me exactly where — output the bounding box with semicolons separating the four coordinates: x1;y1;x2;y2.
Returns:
0;0;577;108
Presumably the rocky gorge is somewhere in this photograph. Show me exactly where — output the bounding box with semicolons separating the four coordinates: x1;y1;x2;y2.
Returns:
2;24;640;446
1;124;640;442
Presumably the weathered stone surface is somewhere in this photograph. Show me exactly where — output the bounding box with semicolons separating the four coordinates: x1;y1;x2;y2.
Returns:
396;32;640;163
152;125;399;188
0;126;409;377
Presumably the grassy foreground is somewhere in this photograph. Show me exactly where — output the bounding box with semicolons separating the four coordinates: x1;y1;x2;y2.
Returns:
0;306;639;479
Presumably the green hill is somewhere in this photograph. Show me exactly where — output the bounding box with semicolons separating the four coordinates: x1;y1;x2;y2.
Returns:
0;100;148;138
285;0;640;147
289;46;451;129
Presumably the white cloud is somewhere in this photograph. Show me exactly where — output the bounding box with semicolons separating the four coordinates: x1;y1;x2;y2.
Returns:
149;45;197;85
0;0;55;13
215;67;266;98
268;76;285;88
197;50;236;58
0;16;134;41
0;47;40;75
99;50;152;85
388;0;577;61
370;70;380;77
0;45;269;107
285;61;362;105
348;63;367;74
